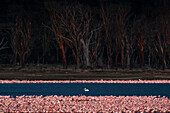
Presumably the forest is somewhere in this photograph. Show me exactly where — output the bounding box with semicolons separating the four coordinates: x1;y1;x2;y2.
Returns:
0;0;169;70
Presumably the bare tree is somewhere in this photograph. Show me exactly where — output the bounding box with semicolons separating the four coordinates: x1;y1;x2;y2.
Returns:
126;22;136;69
145;21;155;68
11;16;32;67
79;9;102;68
48;3;101;68
114;4;132;69
132;15;147;69
47;6;67;66
152;14;169;69
101;3;132;69
101;4;115;68
40;28;53;64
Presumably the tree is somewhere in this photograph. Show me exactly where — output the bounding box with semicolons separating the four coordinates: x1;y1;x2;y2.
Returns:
47;5;67;66
152;14;169;69
11;16;32;67
101;3;115;68
132;15;147;69
125;20;136;69
114;4;132;69
40;28;53;64
79;8;101;68
101;3;132;69
48;2;101;68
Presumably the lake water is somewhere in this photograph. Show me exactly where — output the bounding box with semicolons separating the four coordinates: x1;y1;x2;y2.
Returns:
0;83;170;98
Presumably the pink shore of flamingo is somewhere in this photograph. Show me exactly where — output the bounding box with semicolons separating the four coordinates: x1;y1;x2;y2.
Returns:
0;80;170;83
0;95;169;112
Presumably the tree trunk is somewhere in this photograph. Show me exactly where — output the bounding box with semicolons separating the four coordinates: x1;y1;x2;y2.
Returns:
121;47;125;69
81;39;91;68
107;47;112;69
97;47;104;68
126;48;130;69
164;59;167;69
20;54;25;68
61;47;67;66
83;45;90;67
14;52;17;65
163;58;167;70
76;56;80;69
130;55;133;70
141;51;144;69
125;37;130;69
148;48;151;68
115;52;119;70
108;56;112;69
85;46;90;67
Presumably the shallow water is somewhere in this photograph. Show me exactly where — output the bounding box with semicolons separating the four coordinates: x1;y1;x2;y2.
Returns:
0;83;170;98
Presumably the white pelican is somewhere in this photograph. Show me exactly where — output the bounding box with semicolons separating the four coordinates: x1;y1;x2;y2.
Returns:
84;88;89;92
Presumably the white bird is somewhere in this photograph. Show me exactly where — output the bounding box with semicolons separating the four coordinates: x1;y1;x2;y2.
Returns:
84;88;89;92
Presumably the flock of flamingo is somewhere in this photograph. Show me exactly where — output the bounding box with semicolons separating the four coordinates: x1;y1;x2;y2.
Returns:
0;80;170;112
0;80;170;83
0;95;169;112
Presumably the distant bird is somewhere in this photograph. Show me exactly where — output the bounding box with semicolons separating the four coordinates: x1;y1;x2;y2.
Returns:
84;88;89;92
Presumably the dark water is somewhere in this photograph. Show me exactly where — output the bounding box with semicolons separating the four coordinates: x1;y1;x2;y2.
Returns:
0;83;170;98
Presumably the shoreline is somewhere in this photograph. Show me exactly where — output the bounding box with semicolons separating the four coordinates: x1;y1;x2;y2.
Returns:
0;68;170;80
0;80;170;83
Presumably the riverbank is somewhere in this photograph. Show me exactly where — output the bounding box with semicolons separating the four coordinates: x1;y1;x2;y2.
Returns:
0;66;170;80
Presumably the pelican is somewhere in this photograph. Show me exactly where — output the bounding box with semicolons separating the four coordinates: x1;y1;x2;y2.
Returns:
84;88;89;92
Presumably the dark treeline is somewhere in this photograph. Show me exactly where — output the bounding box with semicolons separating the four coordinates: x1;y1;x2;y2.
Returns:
0;0;169;70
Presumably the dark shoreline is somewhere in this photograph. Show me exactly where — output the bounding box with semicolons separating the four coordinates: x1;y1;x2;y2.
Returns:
0;67;170;80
